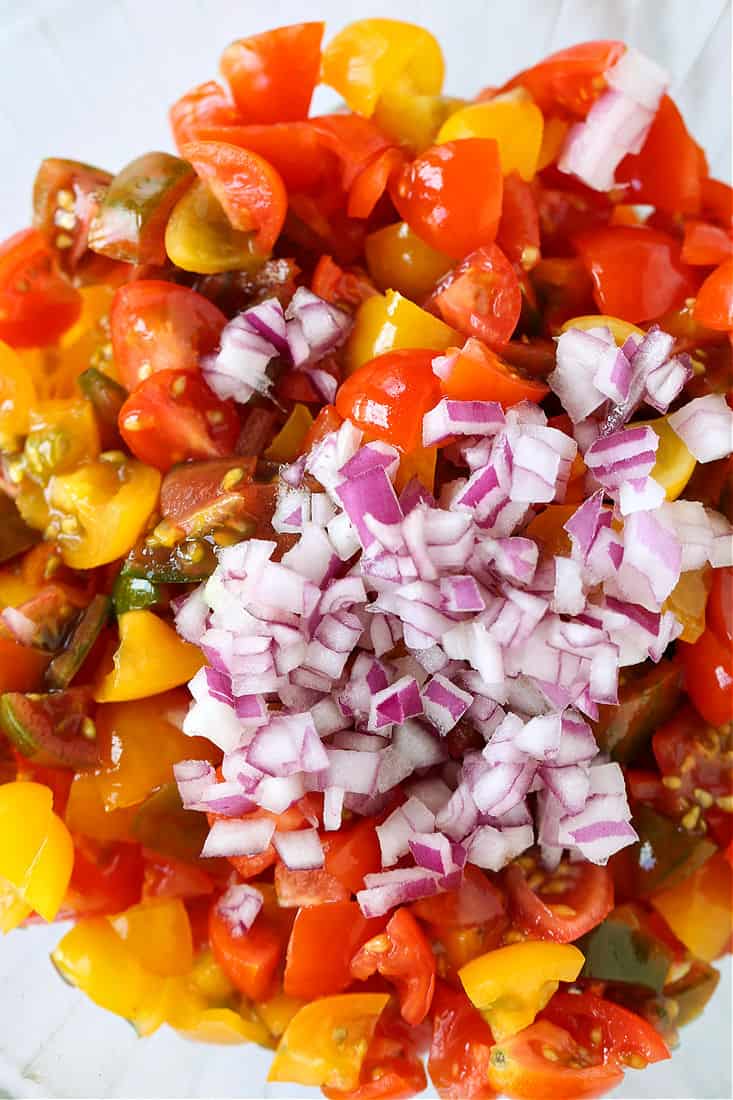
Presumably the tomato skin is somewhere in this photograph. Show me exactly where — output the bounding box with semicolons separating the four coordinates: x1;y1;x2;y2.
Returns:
428;980;496;1099
392;140;503;260
351;908;436;1025
486;1019;623;1100
169;80;240;151
504;857;614;944
574;226;700;324
220;22;324;124
118;369;240;471
429;244;522;346
438;338;549;407
708;566;733;644
496;175;541;270
541;991;670;1068
59;839;144;919
323;1003;428;1100
617;96;706;216
0;229;81;347
209;900;284;1001
503;40;626;118
182;141;287;254
110;281;227;391
336;348;442;453
681;221;733;267
193;121;324;192
701;177;733;231
679;627;733;727
412;865;508;931
284;900;386;999
693;259;733;331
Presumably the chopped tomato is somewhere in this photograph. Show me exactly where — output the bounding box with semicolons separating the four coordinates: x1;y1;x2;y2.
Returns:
496;175;541;270
486;1019;624;1100
311;256;378;310
348;148;406;219
617;96;707;215
169;80;240;151
351;908;436;1025
191;121;324;192
412;865;508;932
110;281;227;391
32;158;116;280
503;40;626;118
541;991;670;1068
59;839;144;919
535;182;612;259
277;815;383;906
220;22;324;124
651;706;732;843
0;636;50;692
209;898;284;1001
322;1002;428;1100
0;228;81;347
301;404;343;454
392;140;503;259
224;799;319;880
284;900;386;999
141;852;214;900
693;259;733;331
428;981;496;1099
678;627;733;728
429;244;522;346
336;348;442;452
438;338;549;407
309;115;394;193
708;566;733;644
118;369;240;471
504;856;614;943
182;141;287;254
681;221;733;267
701;177;733;231
574;226;700;324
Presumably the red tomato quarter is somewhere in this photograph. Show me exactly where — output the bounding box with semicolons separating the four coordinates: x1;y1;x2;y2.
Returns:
0;228;81;347
693;259;733;331
503;40;626;118
486;1020;624;1100
504;855;614;943
169;80;240;152
429;244;522;346
336;348;442;453
541;991;670;1069
617;96;707;216
428;980;496;1099
220;22;324;124
351;907;436;1025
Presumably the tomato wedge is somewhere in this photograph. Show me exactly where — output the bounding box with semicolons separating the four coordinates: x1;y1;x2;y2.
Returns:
428;980;496;1099
616;96;707;216
110;281;227;391
541;991;670;1069
504;856;614;943
118;369;239;471
169;80;240;151
322;1002;428;1100
336;348;442;453
429;244;522;346
182;140;287;254
209;897;284;1001
678;626;733;727
284;900;386;999
503;40;626;118
220;22;324;124
351;907;436;1025
693;259;733;331
438;338;549;406
0;228;81;347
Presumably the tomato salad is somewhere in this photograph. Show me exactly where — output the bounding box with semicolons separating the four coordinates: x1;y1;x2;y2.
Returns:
0;18;732;1100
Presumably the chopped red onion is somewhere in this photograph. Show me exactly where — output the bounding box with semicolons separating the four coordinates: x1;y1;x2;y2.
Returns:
376;797;436;866
584;426;659;491
285;287;352;368
668;395;733;463
216;884;263;936
466;823;534;871
273;828;324;870
0;607;36;645
423;399;505;447
173;759;217;808
617;509;682;611
357;867;444;918
421;674;473;735
323;787;345;832
368;675;423;730
202;816;275;858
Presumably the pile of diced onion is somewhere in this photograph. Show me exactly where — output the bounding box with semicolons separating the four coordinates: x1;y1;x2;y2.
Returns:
174;272;733;925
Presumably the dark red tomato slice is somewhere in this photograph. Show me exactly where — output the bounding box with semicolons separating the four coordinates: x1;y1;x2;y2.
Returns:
678;627;733;728
487;1020;623;1099
0;228;81;347
652;706;732;839
118;369;239;471
169;80;241;151
323;1002;428;1100
541;991;670;1069
110;280;227;391
182;140;287;254
351;908;436;1025
59;839;144;919
681;221;733;267
429;243;522;346
32;158;116;279
503;40;626;118
617;96;707;216
534;179;612;259
504;855;614;942
220;22;324;124
428;980;496;1099
693;259;733;331
497;175;541;270
392;140;503;260
708;566;733;644
412;865;508;931
574;225;700;324
335;348;442;453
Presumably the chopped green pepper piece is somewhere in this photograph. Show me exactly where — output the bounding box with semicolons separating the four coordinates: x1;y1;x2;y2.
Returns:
0;492;41;564
45;594;110;690
112;573;161;615
87;152;194;265
0;689;98;769
78;368;128;449
131;783;208;863
594;659;682;764
578;905;674;993
629;804;717;896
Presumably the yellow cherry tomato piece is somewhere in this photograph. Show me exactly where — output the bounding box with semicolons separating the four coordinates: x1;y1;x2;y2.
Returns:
640;415;697;500
0;340;36;446
265;403;314;463
0;782;74;929
345;289;460;375
322;19;444;118
64;772;138;841
268;993;390;1090
374;77;464;150
651;853;733;962
48;457;161;569
0;569;39;609
109;897;194;977
537;115;569;171
664;566;712;644
365;221;452;302
175;1004;273;1045
188;948;237;1002
459;941;584;1040
560;314;645;346
0;882;32;934
93;611;204;703
395;446;437;495
257;992;306;1040
25;399;100;481
437;96;544;181
165;180;262;275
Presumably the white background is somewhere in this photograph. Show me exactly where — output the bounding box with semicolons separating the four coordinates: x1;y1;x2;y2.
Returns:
0;1;731;1097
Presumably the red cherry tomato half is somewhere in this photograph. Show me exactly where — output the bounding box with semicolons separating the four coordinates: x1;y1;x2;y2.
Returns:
679;626;733;728
336;348;442;453
497;174;541;270
429;243;522;346
438;337;549;407
110;280;227;391
169;80;240;152
541;991;670;1068
0;228;81;347
118;369;240;471
351;907;436;1025
681;221;733;267
503;40;626;118
708;566;733;644
182;140;287;254
392;140;503;260
617;95;707;216
220;22;324;124
428;980;496;1100
574;225;700;324
693;259;733;331
486;1020;623;1099
504;856;614;943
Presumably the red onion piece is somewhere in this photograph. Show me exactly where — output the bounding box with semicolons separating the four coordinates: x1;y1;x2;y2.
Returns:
202;817;275;858
216;884;263;936
273;828;324;870
668;395;733;463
